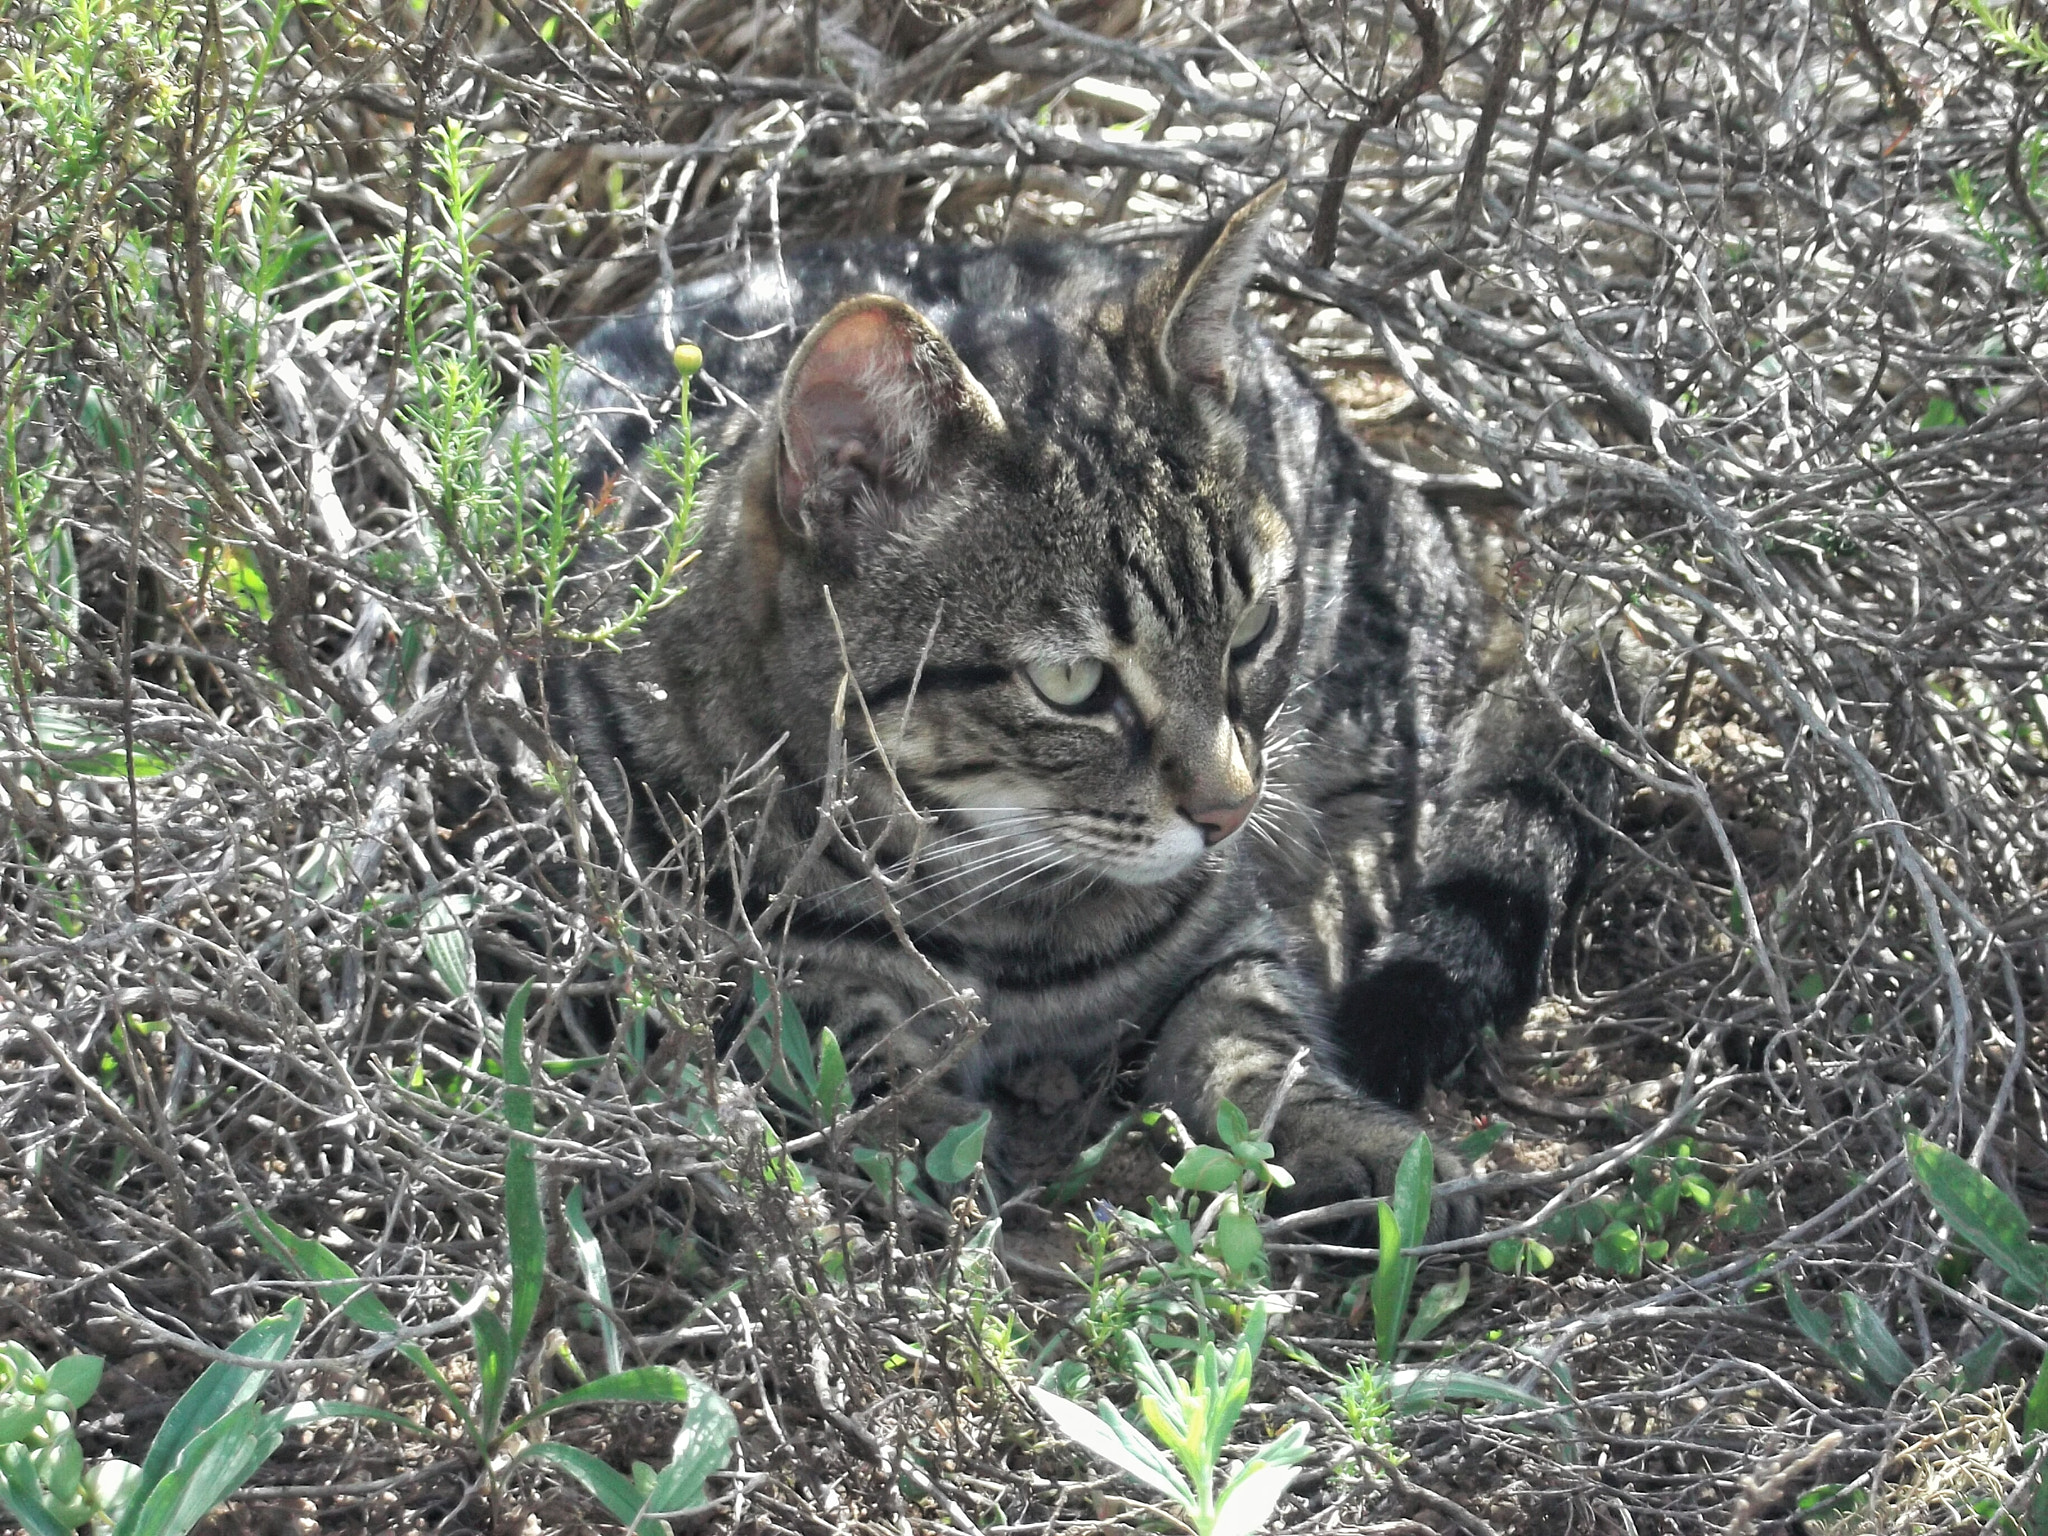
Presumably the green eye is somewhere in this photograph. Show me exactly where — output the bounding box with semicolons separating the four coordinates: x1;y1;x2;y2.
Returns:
1230;598;1274;653
1027;657;1107;709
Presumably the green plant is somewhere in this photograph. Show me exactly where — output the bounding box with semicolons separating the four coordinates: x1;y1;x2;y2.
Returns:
1035;1105;1301;1385
1351;1133;1470;1361
0;1307;304;1536
1909;1131;2048;1533
1030;1303;1313;1536
1782;1284;1914;1406
245;981;736;1526
1506;1136;1760;1279
387;122;700;644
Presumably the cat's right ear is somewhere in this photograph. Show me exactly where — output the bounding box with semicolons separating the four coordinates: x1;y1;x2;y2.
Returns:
769;295;1005;552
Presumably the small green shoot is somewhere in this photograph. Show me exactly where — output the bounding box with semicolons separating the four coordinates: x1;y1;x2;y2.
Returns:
1030;1303;1313;1536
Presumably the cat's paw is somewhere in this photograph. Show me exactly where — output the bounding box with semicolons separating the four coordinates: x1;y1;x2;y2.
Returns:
1267;1094;1479;1242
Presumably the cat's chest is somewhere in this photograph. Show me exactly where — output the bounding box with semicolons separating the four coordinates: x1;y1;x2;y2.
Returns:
936;868;1263;1075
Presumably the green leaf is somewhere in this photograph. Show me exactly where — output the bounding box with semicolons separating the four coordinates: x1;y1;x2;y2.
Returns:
1456;1121;1510;1160
1214;1200;1266;1280
1391;1134;1434;1255
1027;1388;1193;1507
815;1028;850;1121
419;892;477;1005
240;1214;400;1335
1046;1114;1135;1204
564;1184;622;1377
121;1301;303;1533
1907;1132;2048;1299
1210;1451;1306;1536
1371;1204;1416;1363
1590;1221;1643;1277
1170;1145;1242;1194
470;1307;513;1442
507;1367;701;1436
1380;1366;1569;1439
1404;1264;1470;1344
851;1147;919;1200
44;1356;102;1411
511;1442;664;1536
642;1384;737;1515
1838;1292;1911;1393
122;1398;284;1536
1783;1287;1842;1360
925;1110;992;1185
1958;1332;2005;1391
0;1444;71;1536
2021;1361;2048;1441
1215;1098;1252;1150
500;981;544;1362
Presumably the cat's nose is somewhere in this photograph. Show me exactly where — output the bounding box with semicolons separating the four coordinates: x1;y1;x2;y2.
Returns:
1184;793;1255;846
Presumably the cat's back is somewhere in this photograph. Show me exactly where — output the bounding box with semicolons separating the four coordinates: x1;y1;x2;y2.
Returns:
563;238;1155;454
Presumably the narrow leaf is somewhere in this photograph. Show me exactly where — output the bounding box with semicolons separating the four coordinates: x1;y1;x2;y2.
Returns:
1382;1366;1560;1423
470;1308;514;1441
1838;1293;1912;1393
564;1184;622;1377
1027;1388;1193;1506
1371;1204;1414;1362
122;1300;303;1530
123;1399;284;1536
507;1365;700;1435
500;980;545;1361
815;1028;850;1121
1391;1133;1434;1254
1210;1456;1305;1536
240;1212;401;1335
2026;1361;2048;1440
643;1385;738;1514
420;892;477;1004
512;1442;662;1536
1405;1263;1471;1344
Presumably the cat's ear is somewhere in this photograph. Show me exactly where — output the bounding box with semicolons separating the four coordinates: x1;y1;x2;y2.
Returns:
1153;178;1288;403
773;294;1005;539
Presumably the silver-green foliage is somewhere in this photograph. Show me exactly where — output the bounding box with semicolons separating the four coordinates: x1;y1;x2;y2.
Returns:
1029;1303;1312;1536
0;1308;301;1536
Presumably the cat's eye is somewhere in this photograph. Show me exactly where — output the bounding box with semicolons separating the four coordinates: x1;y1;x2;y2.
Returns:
1230;599;1275;655
1026;657;1109;710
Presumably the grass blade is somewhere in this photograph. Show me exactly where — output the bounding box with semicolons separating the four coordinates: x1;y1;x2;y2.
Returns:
500;980;544;1361
564;1183;622;1376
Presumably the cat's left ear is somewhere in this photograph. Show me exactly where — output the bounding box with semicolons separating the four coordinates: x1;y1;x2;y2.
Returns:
1154;178;1288;404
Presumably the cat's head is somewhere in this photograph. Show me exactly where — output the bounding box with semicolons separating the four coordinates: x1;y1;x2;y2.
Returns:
736;184;1302;890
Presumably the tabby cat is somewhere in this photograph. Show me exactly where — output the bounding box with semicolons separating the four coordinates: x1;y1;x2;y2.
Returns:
514;185;1614;1236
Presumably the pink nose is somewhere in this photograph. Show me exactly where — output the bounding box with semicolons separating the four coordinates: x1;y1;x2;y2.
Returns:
1185;795;1255;847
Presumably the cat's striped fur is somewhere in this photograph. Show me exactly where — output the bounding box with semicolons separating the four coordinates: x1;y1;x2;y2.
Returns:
516;188;1614;1234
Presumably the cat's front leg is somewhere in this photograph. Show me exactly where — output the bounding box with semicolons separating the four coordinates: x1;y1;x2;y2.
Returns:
1143;957;1479;1241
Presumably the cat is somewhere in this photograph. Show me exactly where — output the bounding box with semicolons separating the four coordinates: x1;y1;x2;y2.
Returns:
508;184;1617;1238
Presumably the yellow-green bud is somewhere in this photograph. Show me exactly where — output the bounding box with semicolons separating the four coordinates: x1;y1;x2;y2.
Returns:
673;341;703;378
